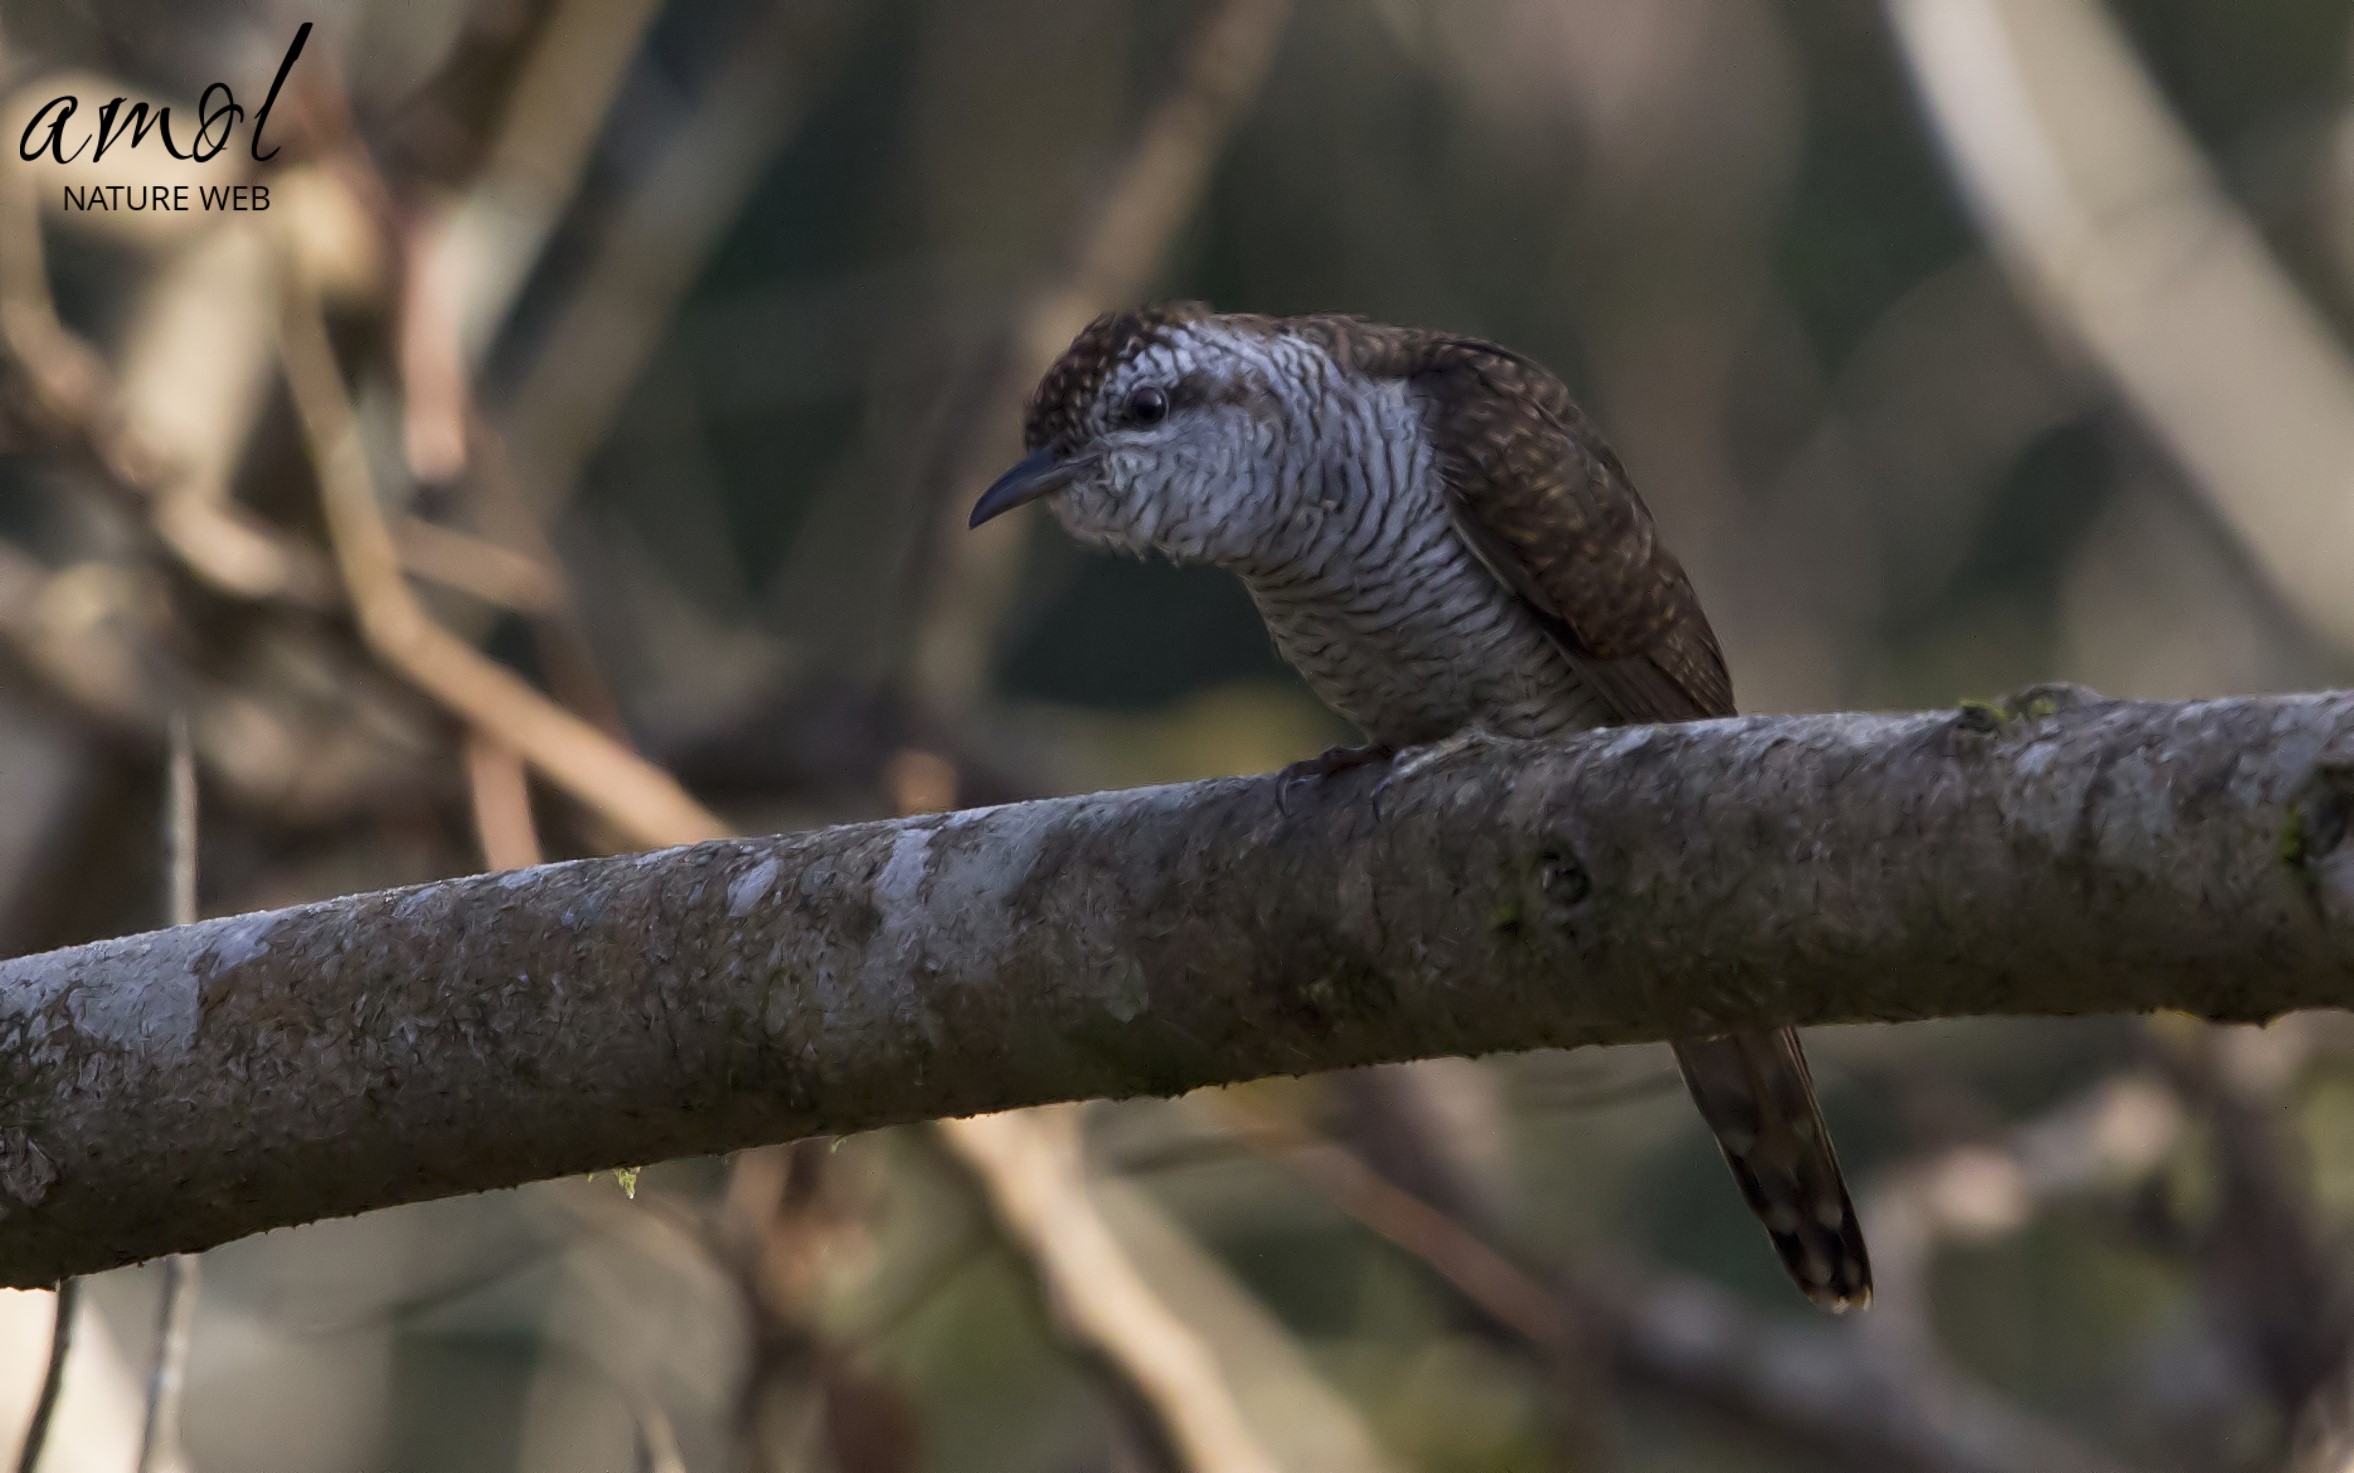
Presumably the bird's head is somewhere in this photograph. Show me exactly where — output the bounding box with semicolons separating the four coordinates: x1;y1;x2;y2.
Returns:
969;303;1303;565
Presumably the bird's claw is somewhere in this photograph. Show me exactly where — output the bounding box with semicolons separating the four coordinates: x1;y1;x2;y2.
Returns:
1281;742;1397;783
1274;743;1395;815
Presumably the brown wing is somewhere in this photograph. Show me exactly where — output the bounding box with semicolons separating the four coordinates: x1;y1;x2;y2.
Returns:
1402;336;1733;723
1388;332;1870;1311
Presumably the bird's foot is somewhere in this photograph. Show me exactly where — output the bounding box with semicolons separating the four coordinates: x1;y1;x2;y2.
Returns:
1281;742;1397;782
1371;730;1502;815
1275;743;1395;813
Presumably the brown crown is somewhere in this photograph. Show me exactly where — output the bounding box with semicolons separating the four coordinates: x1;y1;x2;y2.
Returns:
1022;301;1216;454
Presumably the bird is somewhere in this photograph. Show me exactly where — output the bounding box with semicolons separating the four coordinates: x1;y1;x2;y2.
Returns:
968;302;1870;1313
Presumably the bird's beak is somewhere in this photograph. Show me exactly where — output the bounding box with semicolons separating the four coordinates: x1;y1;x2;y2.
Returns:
970;448;1071;528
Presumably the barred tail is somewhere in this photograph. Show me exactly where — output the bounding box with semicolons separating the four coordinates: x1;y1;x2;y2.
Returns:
1672;1028;1872;1312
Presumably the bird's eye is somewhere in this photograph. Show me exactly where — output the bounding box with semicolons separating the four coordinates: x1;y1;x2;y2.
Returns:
1121;386;1169;428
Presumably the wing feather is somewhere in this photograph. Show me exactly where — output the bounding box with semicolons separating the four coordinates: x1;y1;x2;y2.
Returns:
1399;337;1733;722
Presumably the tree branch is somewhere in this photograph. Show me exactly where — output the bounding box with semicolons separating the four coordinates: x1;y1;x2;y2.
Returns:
2;685;2351;1287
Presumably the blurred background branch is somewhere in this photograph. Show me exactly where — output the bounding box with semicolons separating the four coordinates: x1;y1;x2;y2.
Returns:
898;0;1296;710
131;713;200;1473
1888;0;2354;661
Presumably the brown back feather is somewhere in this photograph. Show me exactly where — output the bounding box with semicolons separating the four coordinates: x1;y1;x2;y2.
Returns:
1306;323;1734;722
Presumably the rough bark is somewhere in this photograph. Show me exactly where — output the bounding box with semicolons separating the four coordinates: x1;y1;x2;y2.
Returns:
2;684;2351;1286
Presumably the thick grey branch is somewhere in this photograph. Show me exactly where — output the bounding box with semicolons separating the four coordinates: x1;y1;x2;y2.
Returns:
3;686;2352;1286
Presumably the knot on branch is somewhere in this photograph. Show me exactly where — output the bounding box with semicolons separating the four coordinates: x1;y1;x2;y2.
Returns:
1537;845;1592;913
1493;840;1594;939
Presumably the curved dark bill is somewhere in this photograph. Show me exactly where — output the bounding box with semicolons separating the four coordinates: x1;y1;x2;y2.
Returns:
970;448;1071;528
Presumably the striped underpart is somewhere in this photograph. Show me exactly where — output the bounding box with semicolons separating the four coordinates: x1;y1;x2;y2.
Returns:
1052;321;1618;746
